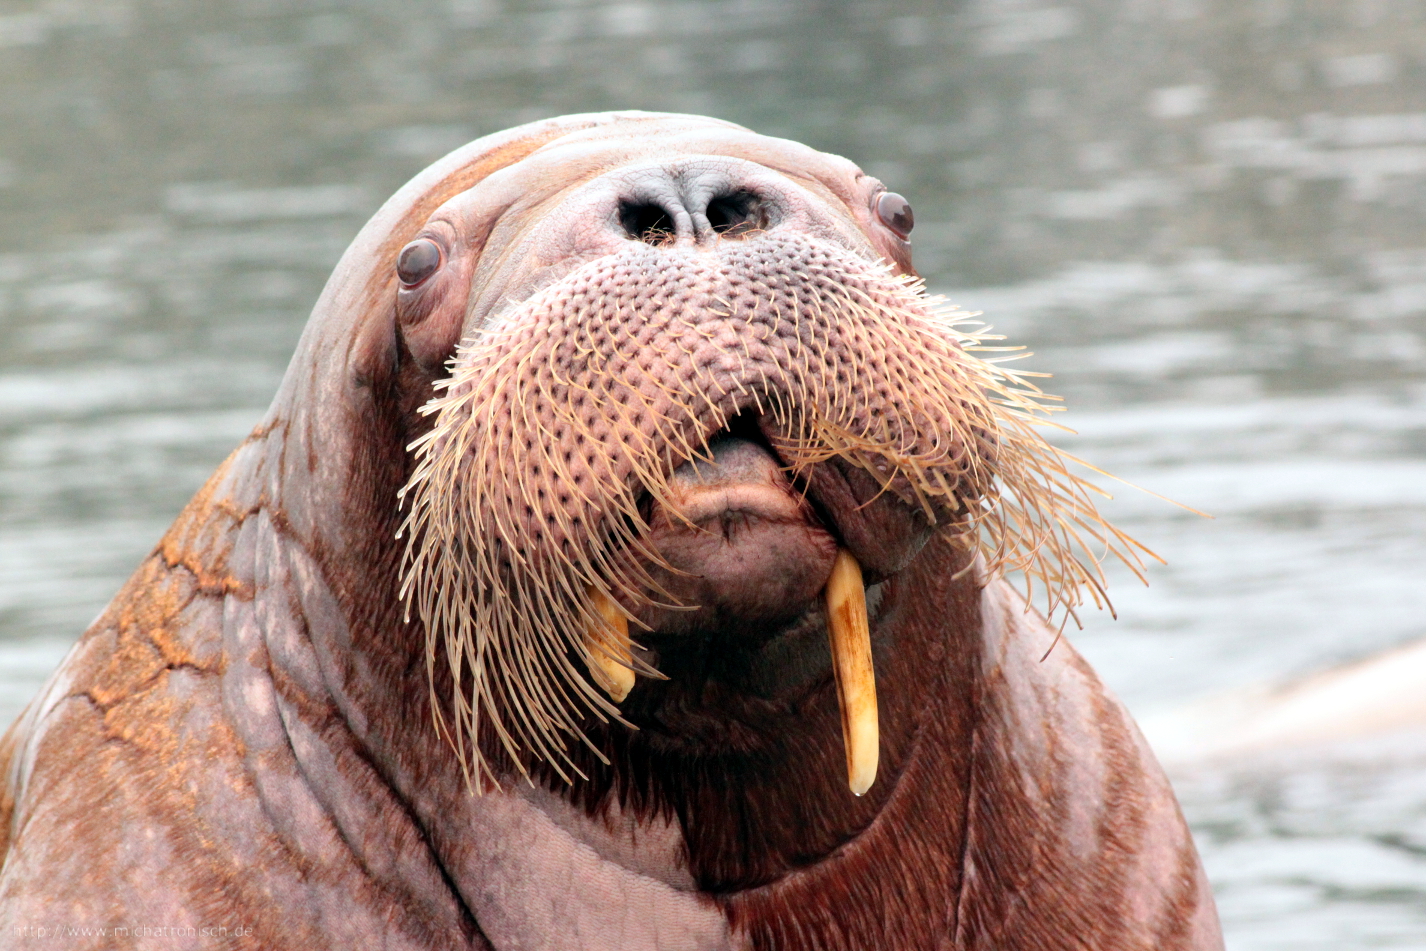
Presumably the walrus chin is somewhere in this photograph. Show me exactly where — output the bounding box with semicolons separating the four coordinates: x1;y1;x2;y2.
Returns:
396;232;1148;796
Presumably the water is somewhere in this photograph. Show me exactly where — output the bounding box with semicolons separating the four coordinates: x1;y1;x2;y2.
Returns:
2;0;1425;945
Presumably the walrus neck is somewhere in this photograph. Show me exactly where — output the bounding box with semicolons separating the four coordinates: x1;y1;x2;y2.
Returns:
536;542;984;895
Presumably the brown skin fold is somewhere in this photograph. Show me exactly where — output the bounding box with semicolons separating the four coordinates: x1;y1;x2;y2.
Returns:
0;113;1221;950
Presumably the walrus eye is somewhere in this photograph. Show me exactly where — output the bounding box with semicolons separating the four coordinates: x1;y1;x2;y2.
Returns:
397;238;443;286
875;192;914;239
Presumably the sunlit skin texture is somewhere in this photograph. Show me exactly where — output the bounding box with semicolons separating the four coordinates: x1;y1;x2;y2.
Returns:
0;113;1222;950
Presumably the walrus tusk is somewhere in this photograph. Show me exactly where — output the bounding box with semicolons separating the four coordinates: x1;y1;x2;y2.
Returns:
825;549;879;796
585;588;636;702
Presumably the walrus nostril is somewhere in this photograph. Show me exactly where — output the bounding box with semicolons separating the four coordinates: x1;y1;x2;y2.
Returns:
619;201;676;244
705;191;766;237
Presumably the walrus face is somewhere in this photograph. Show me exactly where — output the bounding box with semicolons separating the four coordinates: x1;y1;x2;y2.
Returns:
393;117;1132;793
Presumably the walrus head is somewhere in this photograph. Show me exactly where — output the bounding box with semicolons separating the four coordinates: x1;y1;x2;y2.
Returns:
351;113;1142;797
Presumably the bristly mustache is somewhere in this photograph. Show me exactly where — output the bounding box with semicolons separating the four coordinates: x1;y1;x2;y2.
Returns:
396;235;1151;791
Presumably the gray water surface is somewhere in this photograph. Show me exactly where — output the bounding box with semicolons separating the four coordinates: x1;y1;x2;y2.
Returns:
3;0;1426;946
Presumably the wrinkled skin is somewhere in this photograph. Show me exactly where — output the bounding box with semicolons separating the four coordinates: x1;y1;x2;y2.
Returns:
0;113;1222;950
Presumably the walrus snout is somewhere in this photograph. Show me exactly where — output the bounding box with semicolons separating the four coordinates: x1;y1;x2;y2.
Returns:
634;435;838;635
454;156;859;342
399;120;1135;790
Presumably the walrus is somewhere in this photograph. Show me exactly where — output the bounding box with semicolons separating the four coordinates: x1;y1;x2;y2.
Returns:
0;112;1222;949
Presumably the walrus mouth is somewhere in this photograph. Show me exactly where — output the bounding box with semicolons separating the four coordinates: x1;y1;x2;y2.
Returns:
583;423;885;795
397;234;1145;792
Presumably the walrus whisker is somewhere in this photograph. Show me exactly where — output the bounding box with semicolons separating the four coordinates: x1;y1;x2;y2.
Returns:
398;237;1152;790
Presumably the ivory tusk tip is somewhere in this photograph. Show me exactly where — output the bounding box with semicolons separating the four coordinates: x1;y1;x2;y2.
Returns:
846;716;880;796
594;659;635;703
